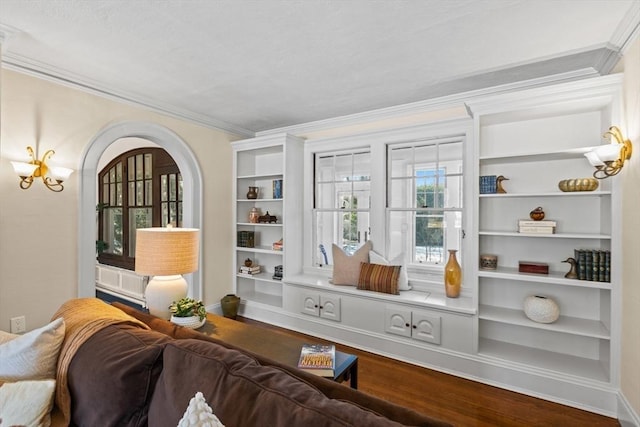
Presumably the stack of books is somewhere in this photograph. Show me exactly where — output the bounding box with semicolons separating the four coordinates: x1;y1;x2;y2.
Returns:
272;238;283;251
518;219;556;234
239;265;261;275
574;249;610;282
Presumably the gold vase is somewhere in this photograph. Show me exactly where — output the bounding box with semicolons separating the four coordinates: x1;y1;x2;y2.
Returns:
444;250;462;298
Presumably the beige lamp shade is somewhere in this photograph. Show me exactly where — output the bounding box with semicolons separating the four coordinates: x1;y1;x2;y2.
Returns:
135;227;199;276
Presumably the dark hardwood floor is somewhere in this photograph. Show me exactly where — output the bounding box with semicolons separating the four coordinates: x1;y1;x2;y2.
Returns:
238;316;619;427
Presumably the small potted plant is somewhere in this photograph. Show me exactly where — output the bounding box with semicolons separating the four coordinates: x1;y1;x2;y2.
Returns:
168;297;207;329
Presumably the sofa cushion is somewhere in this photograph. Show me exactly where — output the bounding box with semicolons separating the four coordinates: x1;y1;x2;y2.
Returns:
0;317;65;381
149;339;409;427
67;324;171;427
0;379;55;427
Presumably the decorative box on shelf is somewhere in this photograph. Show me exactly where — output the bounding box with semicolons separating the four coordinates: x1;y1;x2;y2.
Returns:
518;261;549;275
237;231;255;248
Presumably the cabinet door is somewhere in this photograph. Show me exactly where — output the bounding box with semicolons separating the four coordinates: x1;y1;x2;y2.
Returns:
319;295;341;322
301;293;320;317
411;312;441;345
385;307;412;338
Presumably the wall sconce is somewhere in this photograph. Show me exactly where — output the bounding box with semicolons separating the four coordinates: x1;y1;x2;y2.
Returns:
584;126;633;179
10;146;74;192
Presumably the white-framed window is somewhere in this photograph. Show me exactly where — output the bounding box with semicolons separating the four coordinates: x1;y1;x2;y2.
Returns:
312;150;371;267
387;137;464;270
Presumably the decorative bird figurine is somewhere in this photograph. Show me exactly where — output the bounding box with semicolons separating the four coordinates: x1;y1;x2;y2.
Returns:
496;175;509;193
562;257;578;279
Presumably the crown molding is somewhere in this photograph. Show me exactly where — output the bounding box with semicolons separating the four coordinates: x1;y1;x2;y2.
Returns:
1;52;255;138
256;68;601;139
610;1;640;54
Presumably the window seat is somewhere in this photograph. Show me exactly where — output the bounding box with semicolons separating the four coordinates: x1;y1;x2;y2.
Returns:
284;273;476;316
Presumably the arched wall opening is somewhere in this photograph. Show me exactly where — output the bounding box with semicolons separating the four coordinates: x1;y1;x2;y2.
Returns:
78;121;203;300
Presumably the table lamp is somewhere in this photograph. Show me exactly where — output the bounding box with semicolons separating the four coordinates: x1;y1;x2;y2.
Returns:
135;226;199;319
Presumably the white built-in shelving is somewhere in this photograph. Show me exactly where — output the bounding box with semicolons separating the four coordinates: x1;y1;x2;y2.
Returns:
467;76;622;385
232;134;304;308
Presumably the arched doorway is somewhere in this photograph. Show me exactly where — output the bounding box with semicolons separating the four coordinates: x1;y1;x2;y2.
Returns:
78;121;203;300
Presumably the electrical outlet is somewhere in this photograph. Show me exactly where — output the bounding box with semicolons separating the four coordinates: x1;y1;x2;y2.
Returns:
10;316;26;334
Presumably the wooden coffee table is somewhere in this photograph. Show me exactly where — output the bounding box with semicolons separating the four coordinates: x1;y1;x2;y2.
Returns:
199;313;358;389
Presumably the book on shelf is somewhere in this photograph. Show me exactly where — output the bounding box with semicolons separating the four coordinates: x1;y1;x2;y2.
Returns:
574;249;610;282
518;226;555;234
272;238;283;251
517;219;557;227
239;265;261;274
518;261;549;275
297;344;335;377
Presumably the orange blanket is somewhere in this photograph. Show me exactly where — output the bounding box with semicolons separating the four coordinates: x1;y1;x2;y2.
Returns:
49;298;149;426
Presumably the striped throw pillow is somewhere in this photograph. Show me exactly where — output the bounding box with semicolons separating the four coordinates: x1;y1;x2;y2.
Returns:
357;262;401;295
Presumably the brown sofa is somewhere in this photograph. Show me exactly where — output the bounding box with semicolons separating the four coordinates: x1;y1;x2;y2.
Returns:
60;299;450;427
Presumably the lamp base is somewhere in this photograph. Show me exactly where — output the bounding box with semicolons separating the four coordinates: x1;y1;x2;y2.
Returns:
145;275;188;319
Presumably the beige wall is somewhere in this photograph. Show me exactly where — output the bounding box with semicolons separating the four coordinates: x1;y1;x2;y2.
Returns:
620;36;640;416
0;69;237;331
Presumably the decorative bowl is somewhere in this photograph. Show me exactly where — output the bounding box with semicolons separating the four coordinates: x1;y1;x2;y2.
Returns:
558;178;598;192
523;295;560;324
170;315;206;329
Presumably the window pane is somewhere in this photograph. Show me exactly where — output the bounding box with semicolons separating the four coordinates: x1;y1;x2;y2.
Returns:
169;202;177;226
315;182;335;209
313;210;370;266
109;166;116;182
128;156;135;181
136;154;143;180
316;156;335;183
161;175;168;202
128;208;152;257
387;137;464;268
136;181;143;206
116;162;122;182
169;174;177;201
109;183;116;206
177;201;183;226
103;208;123;256
162;202;169;226
116;183;123;206
128;182;135;206
177;175;183;201
144;154;152;179
145;180;152;205
102;184;109;204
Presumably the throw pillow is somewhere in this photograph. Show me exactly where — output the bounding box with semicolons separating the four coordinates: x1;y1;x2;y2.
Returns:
331;241;372;285
0;317;65;381
0;379;56;427
369;250;411;290
177;391;225;427
357;262;401;295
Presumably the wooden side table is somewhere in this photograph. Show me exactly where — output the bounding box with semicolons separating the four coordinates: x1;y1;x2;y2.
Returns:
199;313;358;389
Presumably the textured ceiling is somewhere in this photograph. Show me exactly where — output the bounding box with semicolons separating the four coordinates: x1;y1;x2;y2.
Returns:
1;0;639;135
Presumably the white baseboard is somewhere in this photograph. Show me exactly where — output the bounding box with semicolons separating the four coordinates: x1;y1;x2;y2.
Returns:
618;393;640;427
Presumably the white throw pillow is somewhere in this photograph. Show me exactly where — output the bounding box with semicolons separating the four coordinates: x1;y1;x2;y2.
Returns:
0;317;65;381
369;250;411;290
177;391;225;427
0;379;56;427
331;241;373;286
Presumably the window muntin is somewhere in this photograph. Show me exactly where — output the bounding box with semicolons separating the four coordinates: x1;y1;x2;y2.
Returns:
98;148;181;270
313;151;371;266
388;139;463;267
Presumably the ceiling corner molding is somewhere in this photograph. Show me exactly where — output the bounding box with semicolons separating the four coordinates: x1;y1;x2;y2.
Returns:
1;53;255;139
256;68;600;139
610;1;640;54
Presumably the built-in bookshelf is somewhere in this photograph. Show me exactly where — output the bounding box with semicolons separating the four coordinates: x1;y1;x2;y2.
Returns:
232;134;304;308
468;76;622;385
